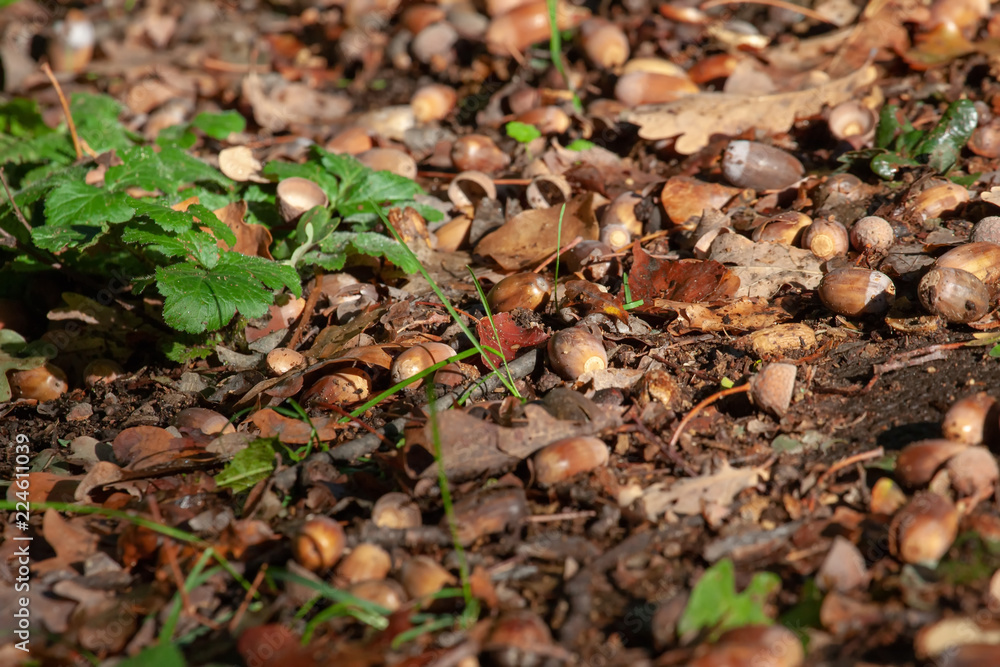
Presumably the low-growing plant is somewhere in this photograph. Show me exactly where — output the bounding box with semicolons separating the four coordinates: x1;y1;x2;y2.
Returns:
678;558;781;640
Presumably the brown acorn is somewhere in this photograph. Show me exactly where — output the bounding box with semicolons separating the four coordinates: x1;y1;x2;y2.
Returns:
390;342;457;387
9;363;69;402
357;148;417;180
411;83;458;123
850;216;895;253
399;556;457;599
83;359;124;387
971;216;1000;245
276;177;329;223
895;439;970;487
614;71;698;107
817;268;895;317
942;392;999;446
917;266;990;323
747;362;796;417
451;486;529;545
721;140;804;191
533;436;609;485
293;516;345;572
946;446;999;499
801;219;849;260
908;181;969;221
266;347;306;376
579;18;629;69
547;327;607;380
893;492;959;567
935;241;1000;288
451;134;511;173
487;273;551;313
372;492;422;529
337;543;392;584
515;107;571;135
751;212;811;246
350;579;406;611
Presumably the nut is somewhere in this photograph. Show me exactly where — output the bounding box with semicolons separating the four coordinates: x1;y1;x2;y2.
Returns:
561;240;615;281
173;407;235;435
579;18;629;69
525;173;572;209
893;492;959;567
942;392;999;446
946;446;998;499
350;579;406;611
9;363;69;402
357;148;417;180
337;543;392;584
451;134;511;173
721;140;804;191
971;216;1000;244
601;191;643;237
969;122;1000;158
485;0;588;55
748;323;817;357
934;241;1000;288
817;268;895;317
302;368;372;406
372;492;422;529
917;266;990;323
293;516;345;572
850;216;895;254
751;212;811;245
266;347;305;376
486;273;551;313
534;436;610;485
614;71;698;107
747;362;796;417
399;555;457;599
484;611;557;667
411;21;458;67
411;83;458;123
801;219;849;260
390;342;457;387
547;327;608;380
83;359;123;387
908;181;969;221
687;53;740;84
515;107;571;135
451;486;528;545
276;177;329;224
895;439;970;487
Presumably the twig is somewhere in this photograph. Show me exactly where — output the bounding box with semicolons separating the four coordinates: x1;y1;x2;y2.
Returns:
807;446;884;511
316;400;393;446
668;384;750;450
288;269;323;351
229;564;267;633
0;167;34;238
533;235;583;273
632;414;698;477
40;62;95;159
699;0;838;24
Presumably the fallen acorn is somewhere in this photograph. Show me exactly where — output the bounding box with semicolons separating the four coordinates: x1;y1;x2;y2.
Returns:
801;219;849;260
411;83;457;123
946;446;998;499
390;342;457;388
292;516;345;572
451;134;510;173
83;358;123;387
372;492;423;529
9;363;69;402
892;491;959;567
850;215;895;254
934;241;1000;289
547;327;608;380
533;436;609;485
895;438;970;487
486;273;551;313
266;347;305;376
942;392;999;446
350;579;406;612
747;362;797;417
721;140;804;191
276;177;328;224
337;543;392;584
399;555;456;599
917;266;990;323
579;18;629;69
817;268;895;317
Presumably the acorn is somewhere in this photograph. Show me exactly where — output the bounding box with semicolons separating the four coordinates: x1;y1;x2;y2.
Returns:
372;492;422;529
801;219;849;260
547;327;607;380
350;579;406;612
895;439;970;487
751;212;811;246
525;174;572;209
411;21;458;67
817;268;895;317
83;359;123;387
601;192;643;237
816;536;869;593
908;181;969;221
622;57;688;76
689;625;804;667
893;492;959;567
870;477;907;515
357;148;418;180
448;3;490;38
942;392;999;446
391;342;457;387
434;215;474;252
266;348;306;376
934;242;1000;289
515;107;571;135
687;53;740;84
49;9;96;74
302;369;372;406
614;72;698;107
484;612;558;667
561;240;615;281
173;407;235;436
533;436;609;485
917;266;989;323
721;140;804;191
9;363;69;402
850;216;895;253
451;134;510;173
972;216;1000;245
946;446;998;499
599;223;632;251
277;177;329;223
747;362;796;418
822;173;867;203
487;273;551;313
399;555;457;599
451;486;529;545
486;1;589;55
400;4;446;34
293;516;345;572
748;323;817;357
969;122;1000;158
337;543;392;584
579;18;630;69
411;83;458;123
324;126;374;155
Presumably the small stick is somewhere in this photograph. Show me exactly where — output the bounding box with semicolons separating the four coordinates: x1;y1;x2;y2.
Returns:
632;415;698;477
525;510;597;523
668;384;750;450
287;269;323;351
808;446;884;511
534;235;583;273
699;0;838;25
40;62;95;159
229;564;267;633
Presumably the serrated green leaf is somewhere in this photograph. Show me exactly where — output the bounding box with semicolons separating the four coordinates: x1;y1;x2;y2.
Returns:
161;339;215;363
340;170;425;220
191;110;246;140
125;227;221;267
31;225;104;252
70;93;134;153
129;198;197;233
874;104;900;150
565;138;596;151
155;124;198;149
0;133;76;166
678;559;780;640
188;204;237;247
215;438;276;492
117;642;185;667
105;146;231;193
0;99;52;137
44;181;135;228
316;148;368;197
506;121;541;143
349;231;420;273
156;252;300;333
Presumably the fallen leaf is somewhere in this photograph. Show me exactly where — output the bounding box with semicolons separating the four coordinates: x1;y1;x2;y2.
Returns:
211;200;274;259
660;176;743;226
707;234;824;298
474;193;599;270
35;509;98;574
630;242;739;304
250;408;343;444
476;311;550;366
639;461;770;519
648;297;793;332
621;65;878;154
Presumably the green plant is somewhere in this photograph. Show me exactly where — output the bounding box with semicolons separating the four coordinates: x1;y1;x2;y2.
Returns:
506;121;542;144
546;0;582;112
840;99;978;180
678;558;781;640
0;93;440;343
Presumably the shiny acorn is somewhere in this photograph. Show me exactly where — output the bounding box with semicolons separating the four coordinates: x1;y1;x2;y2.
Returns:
83;358;124;387
515;107;571;135
390;342;457;387
411;83;458;123
721;140;804;191
533;436;610;485
9;363;69;402
485;0;588;55
547;327;608;380
917;266;990;323
337;543;392;584
908;181;969;221
399;556;457;599
372;492;422;529
893;492;959;567
751;212;811;245
276;177;329;223
579;18;630;69
487;273;551;312
942;392;999;446
934;241;1000;289
818;268;896;317
895;439;970;487
293;516;345;572
350;579;406;612
614;71;698;107
946;446;999;499
451;134;511;173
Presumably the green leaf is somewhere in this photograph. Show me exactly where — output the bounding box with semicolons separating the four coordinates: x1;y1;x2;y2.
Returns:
262;161;341;207
506;121;541;144
915;99;978;174
155;252;300;333
105;146;231;193
990;343;1000;358
124;226;221;266
70;93;135;153
31;225;103;252
215;438;276;492
44;180;135;227
678;559;781;640
309;231;420;273
871;153;920;180
189;204;237;248
874;104;901;150
339;170;425;223
565;139;596;151
155;124;198;149
116;642;185;667
129;198;198;233
191;110;246;140
0;99;52;137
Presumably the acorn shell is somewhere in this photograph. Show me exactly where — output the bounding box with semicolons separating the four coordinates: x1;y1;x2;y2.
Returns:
917;266;989;323
721;140;804;191
747;362;796;417
817;268;895;317
533;436;610;485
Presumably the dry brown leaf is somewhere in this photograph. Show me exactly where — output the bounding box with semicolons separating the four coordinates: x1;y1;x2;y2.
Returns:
639;461;770;520
211;201;274;259
35;509;98;574
661;177;742;226
621;65;878;154
242;73;352;132
474;193;600;270
250;408;343;443
218;146;268;183
708;234;824;299
648;297;793;332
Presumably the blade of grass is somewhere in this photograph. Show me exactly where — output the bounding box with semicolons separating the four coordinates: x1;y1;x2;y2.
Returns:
269;568;391;632
553;202;566;311
546;0;582;112
427;385;480;629
466;266;519;391
374;202;522;399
